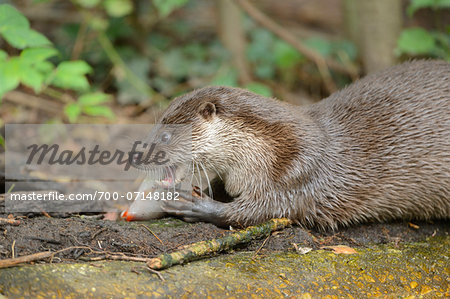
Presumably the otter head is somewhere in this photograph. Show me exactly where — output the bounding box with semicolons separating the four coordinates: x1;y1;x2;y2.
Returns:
129;122;192;187
134;86;300;188
152;87;243;186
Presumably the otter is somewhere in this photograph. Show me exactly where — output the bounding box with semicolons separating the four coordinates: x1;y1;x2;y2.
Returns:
126;60;450;230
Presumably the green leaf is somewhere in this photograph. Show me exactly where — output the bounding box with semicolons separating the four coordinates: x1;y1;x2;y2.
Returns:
21;29;51;47
56;60;92;75
397;28;436;55
274;40;303;69
0;5;52;49
0;55;51;93
103;0;133;17
52;61;92;90
0;135;5;148
82;105;115;119
34;60;54;74
2;27;30;49
52;61;92;91
245;82;273;97
34;60;55;83
0;59;20;99
52;74;90;91
153;0;189;17
0;55;48;93
21;47;58;63
407;0;450;16
78;92;112;106
0;49;7;60
64;103;82;123
21;68;44;93
0;4;29;33
1;27;51;49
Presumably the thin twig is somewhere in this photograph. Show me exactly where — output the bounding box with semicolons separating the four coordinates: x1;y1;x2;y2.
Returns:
252;234;271;259
71;17;89;60
140;224;164;245
11;240;16;259
91;227;107;240
146;266;165;281
41;211;51;218
0;245;151;269
42;87;73;104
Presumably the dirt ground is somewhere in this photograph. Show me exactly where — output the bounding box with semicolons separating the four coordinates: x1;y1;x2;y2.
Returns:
0;205;448;264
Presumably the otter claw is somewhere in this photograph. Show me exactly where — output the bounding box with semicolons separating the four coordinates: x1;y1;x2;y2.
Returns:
160;191;199;216
161;190;229;227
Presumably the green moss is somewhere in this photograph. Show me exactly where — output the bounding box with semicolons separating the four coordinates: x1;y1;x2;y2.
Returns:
1;236;448;297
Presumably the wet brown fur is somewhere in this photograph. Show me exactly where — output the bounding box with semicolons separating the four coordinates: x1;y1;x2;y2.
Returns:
159;60;450;230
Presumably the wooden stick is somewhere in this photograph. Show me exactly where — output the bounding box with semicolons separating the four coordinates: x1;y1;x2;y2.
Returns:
0;251;53;268
147;218;292;270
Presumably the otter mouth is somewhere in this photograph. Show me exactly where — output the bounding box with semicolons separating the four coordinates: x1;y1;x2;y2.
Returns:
155;164;187;188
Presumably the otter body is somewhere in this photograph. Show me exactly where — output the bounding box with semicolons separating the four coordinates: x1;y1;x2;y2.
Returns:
150;60;449;229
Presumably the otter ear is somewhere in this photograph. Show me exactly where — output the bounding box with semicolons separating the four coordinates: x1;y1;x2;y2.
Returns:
198;102;216;120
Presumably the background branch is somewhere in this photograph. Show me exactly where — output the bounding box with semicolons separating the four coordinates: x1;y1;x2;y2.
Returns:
234;0;359;78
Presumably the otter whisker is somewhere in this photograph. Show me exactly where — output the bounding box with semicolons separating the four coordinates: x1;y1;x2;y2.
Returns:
210;164;223;181
195;162;203;196
199;162;213;199
188;159;196;188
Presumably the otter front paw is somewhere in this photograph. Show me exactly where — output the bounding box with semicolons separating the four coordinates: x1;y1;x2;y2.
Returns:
161;190;229;227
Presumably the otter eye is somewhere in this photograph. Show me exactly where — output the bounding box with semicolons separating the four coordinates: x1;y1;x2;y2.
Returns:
160;132;171;143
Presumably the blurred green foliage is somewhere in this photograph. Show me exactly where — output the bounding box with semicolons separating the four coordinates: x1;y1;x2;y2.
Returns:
0;0;447;130
245;25;356;92
406;0;450;16
0;4;113;123
40;0;358;102
397;0;450;60
0;0;358;115
65;92;113;122
0;5;50;48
